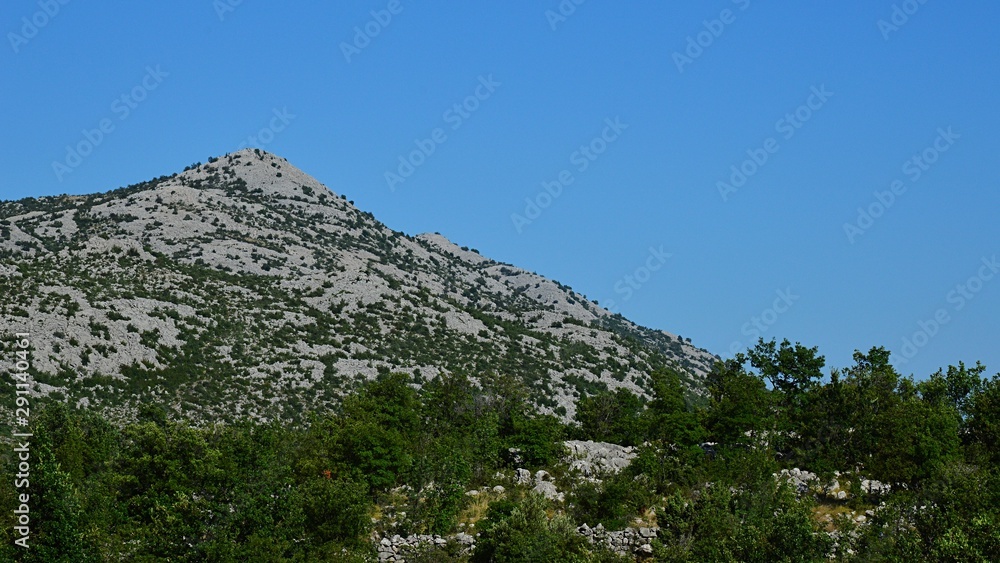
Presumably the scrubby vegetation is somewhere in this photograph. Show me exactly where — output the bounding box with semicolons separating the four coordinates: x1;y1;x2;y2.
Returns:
0;150;718;427
3;338;1000;561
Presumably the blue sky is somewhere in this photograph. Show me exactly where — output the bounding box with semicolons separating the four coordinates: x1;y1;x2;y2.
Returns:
3;1;998;379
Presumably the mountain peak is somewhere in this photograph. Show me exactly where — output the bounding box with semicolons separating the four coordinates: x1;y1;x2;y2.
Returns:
175;149;337;203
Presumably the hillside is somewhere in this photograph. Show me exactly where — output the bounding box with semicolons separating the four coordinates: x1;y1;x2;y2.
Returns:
0;149;716;425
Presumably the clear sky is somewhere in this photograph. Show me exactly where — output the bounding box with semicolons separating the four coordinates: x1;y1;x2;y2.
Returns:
3;1;998;380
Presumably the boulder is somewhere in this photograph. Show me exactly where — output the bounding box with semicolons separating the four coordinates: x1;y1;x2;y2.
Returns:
533;480;563;501
564;440;638;477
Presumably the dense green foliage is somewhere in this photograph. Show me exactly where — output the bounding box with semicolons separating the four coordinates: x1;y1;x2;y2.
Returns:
3;339;1000;560
568;340;1000;561
0;371;573;560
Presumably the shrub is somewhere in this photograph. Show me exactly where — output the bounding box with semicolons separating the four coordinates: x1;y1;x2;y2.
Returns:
473;493;592;563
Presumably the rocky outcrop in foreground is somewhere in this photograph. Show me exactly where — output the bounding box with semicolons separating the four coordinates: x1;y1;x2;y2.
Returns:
565;439;638;477
375;441;653;561
375;524;659;561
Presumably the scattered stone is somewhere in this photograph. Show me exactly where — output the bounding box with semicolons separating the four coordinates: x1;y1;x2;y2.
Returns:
455;532;475;546
861;479;891;495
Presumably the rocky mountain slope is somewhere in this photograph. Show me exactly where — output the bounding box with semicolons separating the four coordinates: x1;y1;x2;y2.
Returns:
0;149;717;424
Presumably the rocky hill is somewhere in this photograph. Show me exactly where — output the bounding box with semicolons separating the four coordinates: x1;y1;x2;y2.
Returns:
0;149;717;425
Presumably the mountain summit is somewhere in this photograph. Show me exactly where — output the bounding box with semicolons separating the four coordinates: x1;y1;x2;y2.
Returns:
0;149;716;423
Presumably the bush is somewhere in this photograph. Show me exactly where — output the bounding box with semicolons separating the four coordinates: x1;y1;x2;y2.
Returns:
298;476;371;547
505;413;566;468
473;493;593;563
654;476;830;562
574;388;645;446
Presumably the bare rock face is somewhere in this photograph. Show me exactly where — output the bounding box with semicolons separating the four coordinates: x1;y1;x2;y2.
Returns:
0;149;716;425
565;440;638;477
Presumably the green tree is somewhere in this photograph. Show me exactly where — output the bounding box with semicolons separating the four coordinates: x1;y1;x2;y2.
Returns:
747;339;826;399
792;368;852;475
747;339;825;446
834;349;962;485
420;372;503;481
329;416;412;492
342;371;421;440
212;421;304;559
920;362;986;422
965;373;1000;464
507;412;566;468
473;493;595;562
479;371;531;432
654;474;829;562
297;373;419;493
569;469;656;530
32;403;86;483
297;476;371;548
644;368;705;446
855;460;1000;560
704;355;771;446
838;347;903;473
22;444;96;562
873;380;960;485
574;387;645;446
